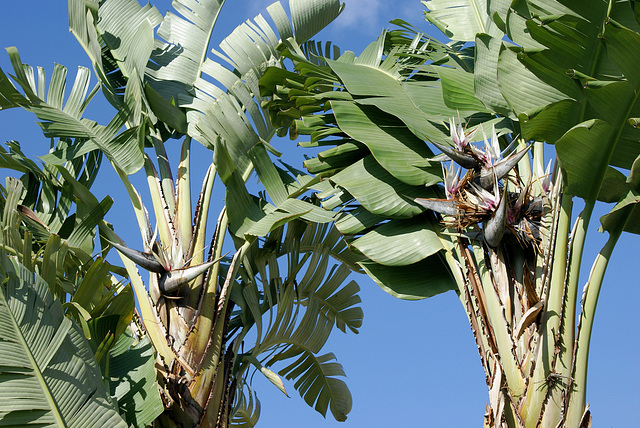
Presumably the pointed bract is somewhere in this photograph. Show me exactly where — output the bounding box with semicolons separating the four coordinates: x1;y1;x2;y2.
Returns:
414;197;459;215
158;255;225;294
478;144;531;189
484;185;508;248
432;141;479;169
111;241;167;273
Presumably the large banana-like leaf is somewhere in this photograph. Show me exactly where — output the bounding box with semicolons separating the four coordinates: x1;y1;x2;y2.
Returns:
260;2;640;426
262;38;464;298
496;2;640;206
0;141;150;424
226;142;338;238
69;0;344;170
237;220;363;334
0;49;144;175
271;349;351;421
27;1;362;426
240;285;352;421
146;0;225;101
108;329;164;427
0;143;125;286
0;252;127;427
187;0;343;184
293;222;363;332
230;386;261;428
359;257;456;300
229;220;360;421
422;0;502;41
67;0;348;244
259;23;519;311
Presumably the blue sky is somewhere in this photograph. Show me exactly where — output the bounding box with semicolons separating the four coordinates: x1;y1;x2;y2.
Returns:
1;1;638;426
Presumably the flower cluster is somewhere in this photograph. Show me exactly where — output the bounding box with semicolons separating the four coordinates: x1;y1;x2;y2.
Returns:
417;118;548;248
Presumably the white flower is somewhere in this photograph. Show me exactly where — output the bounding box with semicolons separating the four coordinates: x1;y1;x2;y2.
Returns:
449;116;478;151
469;181;501;211
444;162;462;199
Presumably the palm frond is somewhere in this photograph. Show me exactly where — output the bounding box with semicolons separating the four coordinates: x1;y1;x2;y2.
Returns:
270;349;351;421
0;49;144;174
186;0;344;178
230;385;261;428
231;219;358;421
0;253;128;428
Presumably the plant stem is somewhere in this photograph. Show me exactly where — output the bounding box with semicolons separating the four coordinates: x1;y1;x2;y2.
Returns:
540;199;594;426
472;242;525;396
176;136;193;256
152;134;176;218
188;207;229;365
192;241;250;404
558;201;594;373
445;245;493;379
564;205;629;426
522;193;572;425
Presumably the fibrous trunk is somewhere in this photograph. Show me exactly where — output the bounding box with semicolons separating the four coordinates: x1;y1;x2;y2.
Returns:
446;158;592;427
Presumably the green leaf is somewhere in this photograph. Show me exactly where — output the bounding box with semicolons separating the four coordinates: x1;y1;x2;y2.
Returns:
326;58;400;98
359;255;456;300
421;0;502;42
474;34;511;115
331;101;441;187
290;0;344;44
331;156;435;219
400;81;460;121
2;48;144;174
603;18;640;87
72;257;111;310
188;0;345;165
556;119;615;200
249;143;289;206
597;167;631;203
235;223;360;422
0;253;127;427
325;59;449;144
97;0;162;82
67;196;113;254
437;66;492;113
108;331;164;427
599;189;640;235
144;83;187;134
294;223;363;332
351;217;445;266
0;66;26;109
272;349;352;422
627;154;640;189
497;45;576;120
278;198;337;224
334;206;386;235
230;387;261;428
146;0;223;100
519;99;581;143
